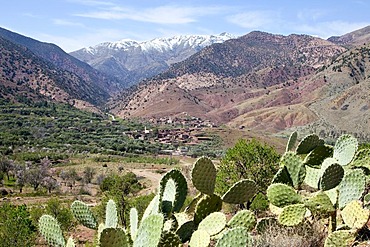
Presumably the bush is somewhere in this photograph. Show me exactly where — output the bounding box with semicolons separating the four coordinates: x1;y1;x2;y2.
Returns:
0;203;36;247
216;138;280;195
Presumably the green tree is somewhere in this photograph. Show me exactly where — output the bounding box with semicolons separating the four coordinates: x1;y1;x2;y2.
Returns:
98;172;142;227
215;138;280;195
0;203;36;247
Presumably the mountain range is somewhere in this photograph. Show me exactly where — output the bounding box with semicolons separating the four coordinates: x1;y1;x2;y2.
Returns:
1;25;370;140
70;33;235;87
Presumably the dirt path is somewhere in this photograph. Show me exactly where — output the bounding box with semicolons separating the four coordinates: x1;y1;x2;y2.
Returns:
131;168;164;195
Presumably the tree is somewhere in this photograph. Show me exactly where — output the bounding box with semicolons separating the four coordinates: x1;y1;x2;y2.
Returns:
14;164;27;193
42;176;59;193
25;160;49;191
215;138;280;195
99;172;142;226
0;203;36;247
0;158;13;180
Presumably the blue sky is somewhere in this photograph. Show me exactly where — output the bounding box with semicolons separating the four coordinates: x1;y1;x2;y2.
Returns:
1;0;369;52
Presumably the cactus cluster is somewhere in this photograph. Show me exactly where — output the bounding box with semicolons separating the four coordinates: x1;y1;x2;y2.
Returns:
267;132;370;246
38;132;370;247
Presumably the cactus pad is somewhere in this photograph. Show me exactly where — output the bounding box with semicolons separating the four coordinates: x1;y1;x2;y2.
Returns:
286;131;298;152
176;220;195;243
272;166;293;187
324;230;355;247
99;227;129;247
189;229;210;247
341;200;370;229
215;227;253;247
333;134;358;166
38;215;65;247
278;204;306;226
304;191;335;215
130;207;138;241
142;194;160;220
319;163;344;191
304;166;321;189
280;152;305;188
133;214;164;247
303;145;333;168
267;183;302;207
194;194;222;225
227;209;256;231
191;156;217;195
158;231;181;247
338;169;366;209
198;212;226;236
159;169;188;213
71;200;97;229
221;179;257;204
105;199;118;228
296;134;323;154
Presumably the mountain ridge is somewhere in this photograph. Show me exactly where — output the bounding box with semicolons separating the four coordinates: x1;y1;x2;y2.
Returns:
70;33;236;87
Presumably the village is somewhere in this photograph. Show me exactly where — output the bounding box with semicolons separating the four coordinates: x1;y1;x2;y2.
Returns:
119;115;219;156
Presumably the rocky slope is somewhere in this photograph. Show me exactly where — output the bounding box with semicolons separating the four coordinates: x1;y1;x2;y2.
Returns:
328;25;370;48
0;36;100;111
70;33;235;87
110;31;347;132
0;27;120;101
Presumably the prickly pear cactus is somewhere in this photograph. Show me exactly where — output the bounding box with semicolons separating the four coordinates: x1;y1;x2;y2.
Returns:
38;215;66;247
221;179;257;204
278;204;306;226
198;212;226;236
189;229;210;247
324;230;356;247
304;191;335;215
133;214;164;247
227;209;256;231
319;163;344;191
215;227;253;247
176;221;195;243
296;134;324;155
71;200;98;229
272;166;293;186
267;183;302;207
194;194;222;225
338;169;366;209
341;200;370;229
280;152;305;188
191;157;217;195
158;231;181;247
286;131;298;152
303;145;333;168
304;166;321;189
159;169;188;214
99;227;129;247
105;199;118;228
333;134;358;166
142;194;160;221
130;207;138;241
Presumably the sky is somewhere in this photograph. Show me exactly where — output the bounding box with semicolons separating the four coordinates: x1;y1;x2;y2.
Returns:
1;0;369;52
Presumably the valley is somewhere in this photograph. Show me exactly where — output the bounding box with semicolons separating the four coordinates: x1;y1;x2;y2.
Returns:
1;22;370;246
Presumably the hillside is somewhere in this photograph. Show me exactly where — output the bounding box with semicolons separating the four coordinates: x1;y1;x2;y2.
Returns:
0;27;120;99
300;43;370;140
0;36;102;110
70;33;235;87
328;25;370;48
110;31;347;132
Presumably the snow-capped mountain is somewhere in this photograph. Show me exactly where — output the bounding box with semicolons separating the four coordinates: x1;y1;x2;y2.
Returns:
70;33;235;87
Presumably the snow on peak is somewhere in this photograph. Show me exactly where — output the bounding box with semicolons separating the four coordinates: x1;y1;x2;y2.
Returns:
81;33;236;54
